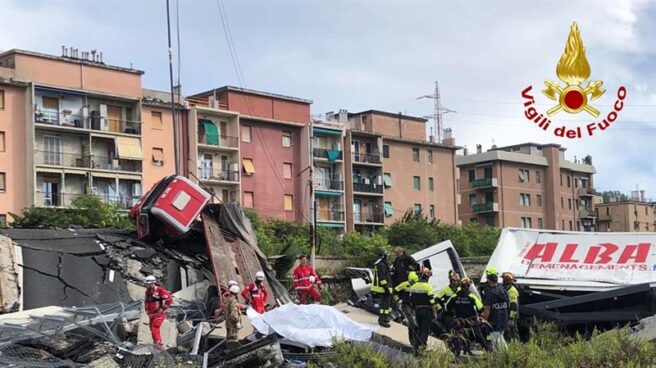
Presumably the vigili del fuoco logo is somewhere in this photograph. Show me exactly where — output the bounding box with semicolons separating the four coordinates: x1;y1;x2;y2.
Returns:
521;22;627;139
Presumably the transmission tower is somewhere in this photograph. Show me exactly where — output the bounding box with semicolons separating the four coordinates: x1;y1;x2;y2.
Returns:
417;81;455;143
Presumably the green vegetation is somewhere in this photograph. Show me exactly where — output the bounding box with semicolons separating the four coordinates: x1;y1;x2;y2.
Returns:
9;195;134;229
314;323;656;367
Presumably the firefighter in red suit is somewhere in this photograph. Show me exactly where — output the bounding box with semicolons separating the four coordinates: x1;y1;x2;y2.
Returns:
293;254;322;304
241;271;269;314
144;275;173;349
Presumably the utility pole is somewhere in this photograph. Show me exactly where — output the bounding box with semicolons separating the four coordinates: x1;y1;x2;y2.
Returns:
309;119;317;268
417;81;455;143
166;0;179;175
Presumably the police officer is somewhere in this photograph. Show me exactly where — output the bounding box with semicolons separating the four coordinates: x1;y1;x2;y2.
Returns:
409;267;436;350
445;277;491;354
482;268;509;351
502;272;520;341
437;270;461;307
371;249;393;327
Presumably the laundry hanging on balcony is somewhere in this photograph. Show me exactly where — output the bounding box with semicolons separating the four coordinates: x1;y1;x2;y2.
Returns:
202;120;220;146
327;150;341;162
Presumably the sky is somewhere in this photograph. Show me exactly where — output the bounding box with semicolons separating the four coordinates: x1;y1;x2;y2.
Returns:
1;0;654;197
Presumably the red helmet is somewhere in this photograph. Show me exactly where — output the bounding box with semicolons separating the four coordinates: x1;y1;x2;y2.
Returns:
419;267;433;279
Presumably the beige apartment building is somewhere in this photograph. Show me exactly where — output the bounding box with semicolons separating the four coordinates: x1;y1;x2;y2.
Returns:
343;110;460;232
457;143;597;231
597;201;656;232
0;48;179;226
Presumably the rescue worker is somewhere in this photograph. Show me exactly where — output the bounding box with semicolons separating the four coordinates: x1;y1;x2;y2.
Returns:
392;247;419;287
242;271;269;314
292;254;322;304
409;267;436;350
222;280;239;299
437;270;461;307
502;272;520;341
371;249;393;327
144;275;173;349
445;277;491;354
482;268;509;351
393;271;419;306
223;285;242;342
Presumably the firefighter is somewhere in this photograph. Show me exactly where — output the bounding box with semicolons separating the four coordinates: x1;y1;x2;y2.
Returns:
393;271;419;305
371;249;393;327
223;285;242;342
502;272;520;341
292;254;322;304
445;277;491;354
242;271;269;314
392;247;419;287
144;275;173;349
409;267;436;350
437;270;461;307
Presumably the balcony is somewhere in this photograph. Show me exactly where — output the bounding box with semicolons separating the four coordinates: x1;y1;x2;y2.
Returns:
34;192;139;209
198;168;240;183
35;151;88;168
198;134;239;149
35;112;142;135
472;202;499;213
471;177;498;189
317;209;345;222
90;155;142;173
578;207;597;218
354;210;385;224
353;182;384;194
353;152;382;165
316;178;344;191
577;187;595;197
313;148;343;161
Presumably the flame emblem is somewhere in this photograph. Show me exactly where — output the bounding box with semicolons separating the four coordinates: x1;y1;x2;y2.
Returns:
542;22;605;117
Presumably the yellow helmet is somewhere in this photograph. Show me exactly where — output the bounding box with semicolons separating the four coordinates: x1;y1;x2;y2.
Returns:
408;271;419;283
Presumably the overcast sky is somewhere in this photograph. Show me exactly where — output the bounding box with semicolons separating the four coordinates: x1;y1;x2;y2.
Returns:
1;0;654;197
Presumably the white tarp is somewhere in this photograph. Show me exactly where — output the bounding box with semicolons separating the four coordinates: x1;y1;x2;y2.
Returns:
247;303;378;347
485;228;656;288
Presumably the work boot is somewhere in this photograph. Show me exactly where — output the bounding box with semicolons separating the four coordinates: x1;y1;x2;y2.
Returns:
378;317;391;328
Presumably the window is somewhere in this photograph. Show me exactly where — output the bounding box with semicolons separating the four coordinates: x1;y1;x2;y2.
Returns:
241;125;252;142
428;177;434;191
0;90;4;110
606;207;610;215
568;198;572;210
383;145;390;158
152;148;164;166
361;115;368;127
470;218;478;224
646;207;649;215
282;131;292;147
537;218;543;229
575;178;579;188
413;176;420;190
243;158;255;174
484;167;492;178
567;176;571;187
469;194;477;205
562;219;565;230
284;194;293;211
0;172;5;192
427;150;433;164
0;214;6;228
414;204;422;215
412;148;420;162
384;201;393;217
560;174;563;186
468;169;475;183
536;170;541;184
569;221;573;230
383;173;393;187
486;215;495;227
537;194;542;207
283;163;292;179
519;169;529;182
0;131;4;152
243;191;254;208
429;205;435;219
151;111;163;129
521;217;532;228
561;197;564;209
520;193;531;206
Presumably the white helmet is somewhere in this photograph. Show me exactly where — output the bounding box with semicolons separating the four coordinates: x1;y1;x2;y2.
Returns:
144;275;156;284
227;280;238;288
309;275;316;284
229;285;240;294
255;271;265;281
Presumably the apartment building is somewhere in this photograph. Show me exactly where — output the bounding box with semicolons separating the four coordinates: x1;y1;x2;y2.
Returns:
343;110;460;232
457;143;597;231
187;86;311;222
0;48;179;226
597;201;656;232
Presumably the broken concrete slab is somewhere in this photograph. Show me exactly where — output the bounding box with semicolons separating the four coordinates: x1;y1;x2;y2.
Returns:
630;315;656;341
334;303;447;352
0;235;21;313
131;247;157;259
87;355;120;368
173;280;211;303
137;311;177;349
126;259;143;280
126;282;146;301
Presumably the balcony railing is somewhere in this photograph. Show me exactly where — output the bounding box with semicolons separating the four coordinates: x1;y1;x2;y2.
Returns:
34;192;139;209
354;211;385;224
577;187;595;197
353;182;383;194
35;112;142;135
90;155;142;173
198;168;240;182
198;135;239;148
578;207;597;218
317;209;345;222
316;178;344;191
313;148;343;161
35;151;141;172
353;152;382;165
471;177;498;189
473;202;499;213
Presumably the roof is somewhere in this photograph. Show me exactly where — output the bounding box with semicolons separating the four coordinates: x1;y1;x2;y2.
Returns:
349;110;427;123
457;150;550;167
596;201;656;207
0;49;144;75
490;142;566;152
349;129;460;150
141;88;186;109
189;85;313;104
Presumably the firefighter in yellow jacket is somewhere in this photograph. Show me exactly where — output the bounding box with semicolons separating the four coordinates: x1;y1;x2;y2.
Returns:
371;249;393;327
409;267;437;350
502;272;520;340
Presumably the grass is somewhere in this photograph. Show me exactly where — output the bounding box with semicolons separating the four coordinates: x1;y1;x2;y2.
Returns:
312;323;656;368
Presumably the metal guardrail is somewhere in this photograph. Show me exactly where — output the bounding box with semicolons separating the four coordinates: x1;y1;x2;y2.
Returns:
353;182;383;193
353;152;381;164
354;211;384;224
197;169;240;182
198;135;239;148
